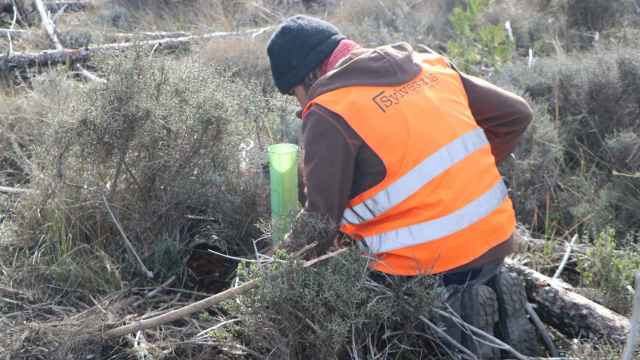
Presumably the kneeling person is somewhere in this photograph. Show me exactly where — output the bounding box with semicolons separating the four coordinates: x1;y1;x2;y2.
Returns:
267;15;538;358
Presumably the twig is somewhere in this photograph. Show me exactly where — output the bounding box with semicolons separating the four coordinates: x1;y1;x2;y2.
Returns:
5;0;17;55
75;64;107;83
195;318;241;338
102;248;347;339
525;302;559;357
551;233;578;282
33;0;63;50
132;276;176;307
613;170;640;178
0;286;28;299
433;308;531;360
0;185;34;194
51;4;68;24
207;249;261;263
185;214;218;221
418;315;478;360
102;195;154;279
622;272;640;360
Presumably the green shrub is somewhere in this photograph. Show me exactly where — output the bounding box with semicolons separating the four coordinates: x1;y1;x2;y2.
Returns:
577;227;640;314
226;250;445;359
446;0;514;73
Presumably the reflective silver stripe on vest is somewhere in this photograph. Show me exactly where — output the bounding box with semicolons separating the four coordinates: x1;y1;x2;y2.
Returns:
362;180;508;254
342;127;490;225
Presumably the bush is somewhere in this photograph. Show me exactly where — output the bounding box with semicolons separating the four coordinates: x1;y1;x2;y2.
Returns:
577;227;640;314
446;0;514;73
330;0;453;47
495;48;640;239
225;250;445;359
500;101;564;238
8;50;294;296
566;0;628;33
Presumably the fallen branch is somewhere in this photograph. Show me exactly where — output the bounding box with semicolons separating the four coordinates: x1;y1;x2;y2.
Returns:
132;276;176;307
622;272;640;360
0;185;34;194
34;0;63;50
75;64;106;83
108;31;192;40
0;26;273;73
102;195;154;279
506;259;630;345
102;248;348;339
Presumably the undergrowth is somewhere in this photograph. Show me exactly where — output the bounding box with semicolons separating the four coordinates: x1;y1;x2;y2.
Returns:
224;250;448;359
577;227;640;314
496;48;640;239
2;50;295;301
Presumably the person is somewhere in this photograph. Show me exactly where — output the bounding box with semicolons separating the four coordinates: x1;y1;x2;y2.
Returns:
266;15;538;358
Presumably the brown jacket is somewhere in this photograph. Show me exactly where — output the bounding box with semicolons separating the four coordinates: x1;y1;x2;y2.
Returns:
290;43;532;271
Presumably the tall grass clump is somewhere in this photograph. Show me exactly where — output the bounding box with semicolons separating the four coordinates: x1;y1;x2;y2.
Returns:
225;250;446;359
496;48;640;240
7;50;294;297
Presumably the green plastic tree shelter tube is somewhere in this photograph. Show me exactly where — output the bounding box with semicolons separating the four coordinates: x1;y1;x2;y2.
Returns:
268;143;299;245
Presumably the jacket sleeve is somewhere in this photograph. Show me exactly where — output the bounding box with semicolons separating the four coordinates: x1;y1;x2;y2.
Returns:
459;73;533;163
285;104;358;252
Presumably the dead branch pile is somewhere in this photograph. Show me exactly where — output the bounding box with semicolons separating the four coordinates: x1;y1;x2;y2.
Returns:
0;27;272;73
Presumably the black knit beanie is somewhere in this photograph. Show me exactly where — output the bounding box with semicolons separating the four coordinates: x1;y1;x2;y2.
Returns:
267;15;345;94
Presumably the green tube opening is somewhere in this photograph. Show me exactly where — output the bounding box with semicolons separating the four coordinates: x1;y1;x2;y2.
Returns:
268;143;299;245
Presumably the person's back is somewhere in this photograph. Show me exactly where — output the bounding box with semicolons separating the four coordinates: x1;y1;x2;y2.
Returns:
267;15;540;358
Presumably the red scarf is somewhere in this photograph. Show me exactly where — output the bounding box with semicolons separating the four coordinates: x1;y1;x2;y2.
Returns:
320;39;360;75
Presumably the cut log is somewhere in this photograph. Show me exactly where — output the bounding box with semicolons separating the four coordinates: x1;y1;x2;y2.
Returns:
505;259;630;345
0;26;272;73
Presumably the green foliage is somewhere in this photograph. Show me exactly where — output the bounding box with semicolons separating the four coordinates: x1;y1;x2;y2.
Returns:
577;227;640;314
446;0;514;73
227;251;445;359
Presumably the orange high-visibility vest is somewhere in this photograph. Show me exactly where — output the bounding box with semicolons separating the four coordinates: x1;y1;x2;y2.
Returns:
303;53;516;276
